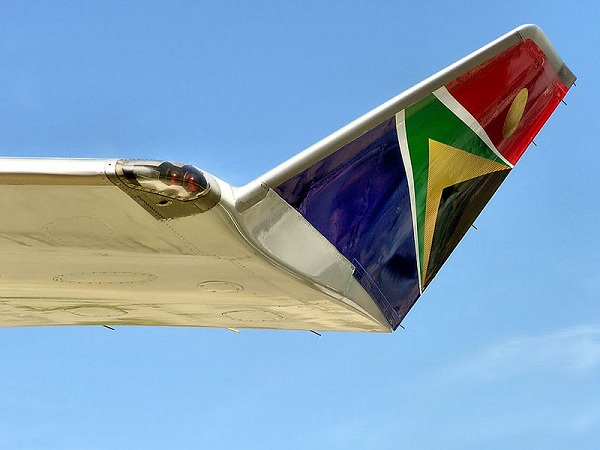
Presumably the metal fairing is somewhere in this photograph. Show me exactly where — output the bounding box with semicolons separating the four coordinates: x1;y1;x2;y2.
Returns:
224;189;390;328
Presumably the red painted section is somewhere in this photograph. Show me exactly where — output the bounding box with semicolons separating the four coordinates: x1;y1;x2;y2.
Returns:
446;40;568;165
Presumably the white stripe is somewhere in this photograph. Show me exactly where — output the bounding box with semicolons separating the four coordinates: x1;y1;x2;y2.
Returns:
395;110;423;294
434;86;513;167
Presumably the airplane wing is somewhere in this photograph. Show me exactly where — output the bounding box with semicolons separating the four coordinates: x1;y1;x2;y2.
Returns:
0;25;575;332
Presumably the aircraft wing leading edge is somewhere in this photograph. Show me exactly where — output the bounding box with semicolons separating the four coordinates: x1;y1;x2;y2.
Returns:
0;25;574;331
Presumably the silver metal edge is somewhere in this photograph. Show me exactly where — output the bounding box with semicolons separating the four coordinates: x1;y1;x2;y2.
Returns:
235;24;575;208
0;158;113;185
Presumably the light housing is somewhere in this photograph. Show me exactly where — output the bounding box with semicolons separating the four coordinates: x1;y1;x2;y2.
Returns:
116;160;210;201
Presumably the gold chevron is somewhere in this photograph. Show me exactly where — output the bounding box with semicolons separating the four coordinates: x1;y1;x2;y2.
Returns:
422;139;509;284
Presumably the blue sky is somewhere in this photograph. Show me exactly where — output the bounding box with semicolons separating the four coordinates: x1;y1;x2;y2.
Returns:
1;1;598;449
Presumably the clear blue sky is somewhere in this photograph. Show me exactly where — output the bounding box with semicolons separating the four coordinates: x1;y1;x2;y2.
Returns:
1;1;598;449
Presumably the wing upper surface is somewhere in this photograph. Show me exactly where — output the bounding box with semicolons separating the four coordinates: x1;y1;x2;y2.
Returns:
0;159;388;331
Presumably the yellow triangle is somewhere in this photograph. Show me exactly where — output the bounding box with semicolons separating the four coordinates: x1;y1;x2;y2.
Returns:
422;139;509;284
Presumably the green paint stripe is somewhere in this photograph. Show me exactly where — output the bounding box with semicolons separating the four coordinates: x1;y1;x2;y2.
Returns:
404;94;509;271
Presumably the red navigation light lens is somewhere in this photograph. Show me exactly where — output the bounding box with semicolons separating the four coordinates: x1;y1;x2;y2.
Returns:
167;169;183;185
184;172;200;192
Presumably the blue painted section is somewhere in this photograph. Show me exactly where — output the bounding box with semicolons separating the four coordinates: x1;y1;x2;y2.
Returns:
352;259;401;329
275;118;420;328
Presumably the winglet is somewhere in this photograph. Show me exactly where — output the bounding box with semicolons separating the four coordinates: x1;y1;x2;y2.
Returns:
237;25;575;329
